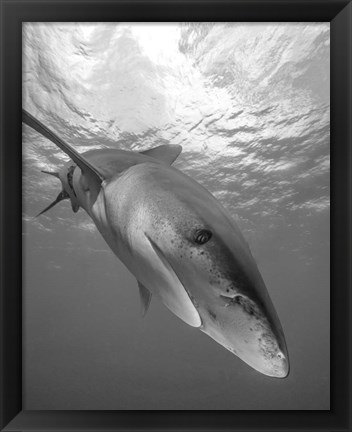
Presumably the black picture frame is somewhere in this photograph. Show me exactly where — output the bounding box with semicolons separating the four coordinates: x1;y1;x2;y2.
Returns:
1;1;351;431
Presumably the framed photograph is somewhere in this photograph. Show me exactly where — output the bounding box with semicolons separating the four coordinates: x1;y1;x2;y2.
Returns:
1;1;351;431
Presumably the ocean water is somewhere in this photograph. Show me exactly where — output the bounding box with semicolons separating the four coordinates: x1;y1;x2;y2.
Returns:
22;23;330;410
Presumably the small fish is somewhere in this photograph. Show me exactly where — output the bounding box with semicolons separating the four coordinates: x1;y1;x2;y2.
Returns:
23;108;289;378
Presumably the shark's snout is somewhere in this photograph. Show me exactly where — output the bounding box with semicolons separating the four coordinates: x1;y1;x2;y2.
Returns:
201;292;290;378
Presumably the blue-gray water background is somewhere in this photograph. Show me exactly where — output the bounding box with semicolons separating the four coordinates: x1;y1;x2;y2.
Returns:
22;23;330;410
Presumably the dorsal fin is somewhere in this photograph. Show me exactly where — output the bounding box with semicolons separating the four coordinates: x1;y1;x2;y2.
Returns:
22;109;104;185
138;281;152;317
140;144;182;165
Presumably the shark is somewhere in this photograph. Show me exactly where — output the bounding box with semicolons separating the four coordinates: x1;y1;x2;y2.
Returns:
23;108;289;378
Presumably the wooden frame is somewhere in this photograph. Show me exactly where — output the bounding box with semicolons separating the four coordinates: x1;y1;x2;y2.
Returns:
1;1;351;431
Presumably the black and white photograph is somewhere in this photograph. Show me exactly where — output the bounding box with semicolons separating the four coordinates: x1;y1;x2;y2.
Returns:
22;22;330;410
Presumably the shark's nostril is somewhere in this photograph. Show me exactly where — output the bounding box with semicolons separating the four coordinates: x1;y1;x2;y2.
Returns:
234;295;244;304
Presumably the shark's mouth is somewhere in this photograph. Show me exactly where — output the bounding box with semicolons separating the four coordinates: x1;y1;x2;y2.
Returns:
145;234;202;328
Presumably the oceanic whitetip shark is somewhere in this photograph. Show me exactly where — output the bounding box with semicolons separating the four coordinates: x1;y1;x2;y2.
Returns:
23;108;289;378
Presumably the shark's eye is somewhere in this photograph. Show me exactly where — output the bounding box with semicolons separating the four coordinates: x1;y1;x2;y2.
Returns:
194;229;212;245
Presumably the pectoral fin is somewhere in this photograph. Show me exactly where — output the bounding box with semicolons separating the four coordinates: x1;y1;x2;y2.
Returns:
145;235;201;327
138;281;152;316
140;144;182;165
